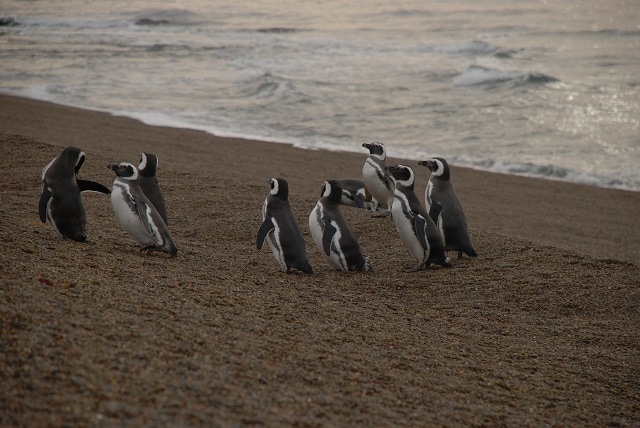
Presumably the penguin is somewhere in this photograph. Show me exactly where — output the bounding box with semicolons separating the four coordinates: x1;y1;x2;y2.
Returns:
418;158;477;258
361;142;394;216
309;180;371;272
385;164;451;272
257;178;313;274
39;146;110;242
335;178;382;212
138;152;169;225
108;162;178;257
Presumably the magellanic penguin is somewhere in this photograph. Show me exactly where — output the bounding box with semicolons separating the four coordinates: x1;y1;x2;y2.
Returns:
257;178;313;274
138;152;169;225
385;164;451;272
336;178;383;212
39;146;110;242
108;162;178;257
309;180;371;272
418;158;477;258
361;142;394;216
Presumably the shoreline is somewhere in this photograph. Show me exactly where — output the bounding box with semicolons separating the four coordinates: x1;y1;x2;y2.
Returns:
2;92;638;194
1;92;638;265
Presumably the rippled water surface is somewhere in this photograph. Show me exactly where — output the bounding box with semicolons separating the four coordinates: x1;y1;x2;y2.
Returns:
2;0;639;189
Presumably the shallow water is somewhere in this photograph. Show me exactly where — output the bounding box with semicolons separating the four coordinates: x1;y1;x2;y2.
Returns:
2;0;639;190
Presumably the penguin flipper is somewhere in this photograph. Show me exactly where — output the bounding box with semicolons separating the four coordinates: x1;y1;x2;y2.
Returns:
322;217;337;256
428;200;443;224
38;187;51;223
77;179;111;194
133;198;164;246
413;213;430;250
256;216;275;250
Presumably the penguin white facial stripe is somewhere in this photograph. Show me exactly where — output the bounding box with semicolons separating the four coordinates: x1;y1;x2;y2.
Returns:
432;159;445;176
139;153;148;171
270;179;279;195
75;151;86;168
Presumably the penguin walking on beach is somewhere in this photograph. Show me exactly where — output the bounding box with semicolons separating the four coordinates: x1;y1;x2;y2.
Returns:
39;146;110;242
309;180;371;272
361;142;394;216
336;178;383;212
108;162;178;257
257;178;313;274
385;164;451;272
138;152;169;225
418;158;477;258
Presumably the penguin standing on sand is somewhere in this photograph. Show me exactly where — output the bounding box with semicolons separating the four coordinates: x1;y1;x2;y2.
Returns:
39;146;110;242
336;178;382;212
138;152;169;225
361;142;394;215
418;158;477;258
309;180;370;272
386;164;451;272
257;178;313;274
108;162;178;257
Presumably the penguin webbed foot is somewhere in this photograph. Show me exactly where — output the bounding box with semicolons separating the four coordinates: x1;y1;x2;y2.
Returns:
141;245;177;257
403;263;427;273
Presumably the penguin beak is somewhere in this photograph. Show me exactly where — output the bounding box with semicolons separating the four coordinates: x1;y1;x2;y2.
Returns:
418;160;435;172
362;142;371;150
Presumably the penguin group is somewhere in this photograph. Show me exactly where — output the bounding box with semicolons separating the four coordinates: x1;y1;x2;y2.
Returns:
39;143;475;270
39;147;177;257
257;142;477;274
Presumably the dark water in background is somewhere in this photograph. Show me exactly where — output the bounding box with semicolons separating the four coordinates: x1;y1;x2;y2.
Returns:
2;0;639;190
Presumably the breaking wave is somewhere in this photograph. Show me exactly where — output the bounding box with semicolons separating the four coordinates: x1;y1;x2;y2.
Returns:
453;65;558;87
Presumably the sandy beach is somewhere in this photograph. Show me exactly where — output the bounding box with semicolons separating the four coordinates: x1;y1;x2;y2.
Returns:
1;93;639;425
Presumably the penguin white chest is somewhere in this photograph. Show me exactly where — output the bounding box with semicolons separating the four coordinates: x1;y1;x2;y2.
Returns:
363;160;392;206
391;192;427;263
309;203;345;270
111;182;155;246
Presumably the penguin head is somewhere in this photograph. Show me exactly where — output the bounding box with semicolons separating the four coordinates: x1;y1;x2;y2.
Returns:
138;152;158;177
321;180;343;202
108;162;139;180
385;164;415;188
418;158;450;180
45;146;86;179
268;177;289;200
362;142;386;160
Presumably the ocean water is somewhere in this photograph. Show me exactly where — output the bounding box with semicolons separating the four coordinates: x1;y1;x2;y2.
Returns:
2;0;639;191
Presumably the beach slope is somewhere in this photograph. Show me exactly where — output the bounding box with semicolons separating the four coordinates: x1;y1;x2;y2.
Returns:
0;95;638;426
